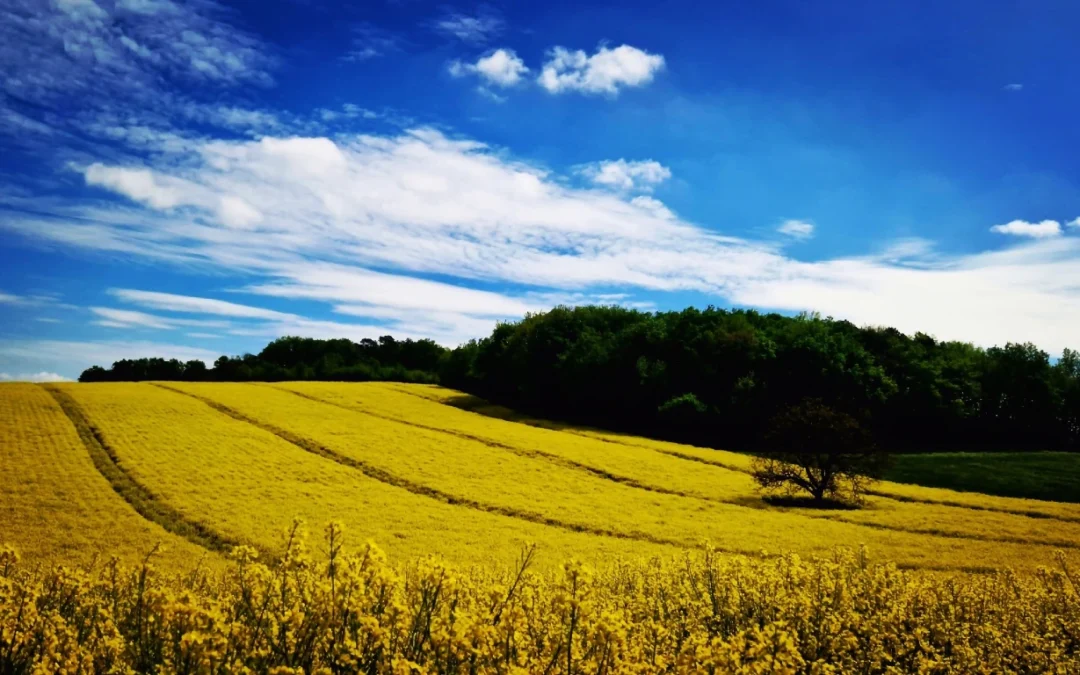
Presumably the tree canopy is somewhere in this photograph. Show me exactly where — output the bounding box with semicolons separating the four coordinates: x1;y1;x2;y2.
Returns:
79;335;446;385
441;306;1080;453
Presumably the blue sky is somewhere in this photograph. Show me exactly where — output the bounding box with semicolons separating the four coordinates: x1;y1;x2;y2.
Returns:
2;0;1079;380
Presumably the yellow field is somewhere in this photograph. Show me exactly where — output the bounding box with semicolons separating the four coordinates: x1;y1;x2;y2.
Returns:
0;383;215;569
3;380;1079;575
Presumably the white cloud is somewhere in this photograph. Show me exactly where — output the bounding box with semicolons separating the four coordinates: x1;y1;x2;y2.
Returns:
579;159;671;191
11;127;1080;355
182;104;281;133
109;289;295;320
0;371;68;383
91;307;173;329
777;219;815;239
0;291;21;304
990;219;1062;239
90;306;228;330
435;10;504;44
538;45;665;95
84;164;188;209
450;49;528;87
218;196;263;228
1003;83;1023;91
1068;217;1080;229
0;0;271;108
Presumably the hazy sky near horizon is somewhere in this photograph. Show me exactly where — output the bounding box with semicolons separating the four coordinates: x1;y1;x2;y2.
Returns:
1;0;1079;380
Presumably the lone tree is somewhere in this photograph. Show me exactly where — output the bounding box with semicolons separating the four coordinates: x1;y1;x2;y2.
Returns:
752;399;887;505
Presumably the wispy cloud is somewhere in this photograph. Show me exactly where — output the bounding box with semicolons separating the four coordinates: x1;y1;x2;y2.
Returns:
0;339;223;377
0;371;68;383
342;23;401;62
1003;83;1023;92
110;289;294;320
7;121;1080;356
434;9;505;44
538;45;665;95
777;219;815;240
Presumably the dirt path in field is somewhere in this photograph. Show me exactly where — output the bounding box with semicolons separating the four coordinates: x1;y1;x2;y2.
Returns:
154;383;696;551
263;385;1080;553
400;386;1080;527
41;384;266;558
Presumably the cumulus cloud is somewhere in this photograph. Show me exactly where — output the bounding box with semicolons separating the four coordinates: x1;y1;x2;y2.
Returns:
449;49;528;87
434;9;504;44
990;219;1062;239
579;159;671;191
1068;217;1080;229
777;220;815;239
538;45;665;95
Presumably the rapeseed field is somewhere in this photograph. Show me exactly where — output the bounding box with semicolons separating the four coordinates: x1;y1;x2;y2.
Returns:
281;382;1080;549
5;380;1080;672
149;381;1071;571
2;522;1077;674
0;383;214;569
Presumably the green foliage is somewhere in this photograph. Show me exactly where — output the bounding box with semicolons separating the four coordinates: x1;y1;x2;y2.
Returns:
886;452;1080;503
449;305;1080;452
79;335;447;384
752;399;886;503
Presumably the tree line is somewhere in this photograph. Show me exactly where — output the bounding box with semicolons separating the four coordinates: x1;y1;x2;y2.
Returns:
79;335;445;385
81;305;1080;453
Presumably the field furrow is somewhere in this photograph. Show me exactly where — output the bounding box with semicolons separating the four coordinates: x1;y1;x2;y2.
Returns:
158;383;686;548
0;383;216;569
170;382;1066;572
281;382;1080;550
57;383;678;566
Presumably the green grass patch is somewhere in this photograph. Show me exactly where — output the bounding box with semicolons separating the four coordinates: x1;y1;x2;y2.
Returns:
886;452;1080;503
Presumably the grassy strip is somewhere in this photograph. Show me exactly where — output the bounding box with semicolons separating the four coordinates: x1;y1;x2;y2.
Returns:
155;383;692;551
886;452;1080;504
41;384;263;558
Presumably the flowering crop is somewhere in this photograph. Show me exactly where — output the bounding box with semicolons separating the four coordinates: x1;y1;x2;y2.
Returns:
281;382;1080;549
52;383;674;567
2;522;1078;674
163;382;1073;572
0;383;211;569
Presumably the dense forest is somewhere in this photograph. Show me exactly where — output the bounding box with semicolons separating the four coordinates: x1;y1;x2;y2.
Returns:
81;305;1080;453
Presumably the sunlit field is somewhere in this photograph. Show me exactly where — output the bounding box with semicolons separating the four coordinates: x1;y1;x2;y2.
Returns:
4;381;1079;572
3;380;1080;672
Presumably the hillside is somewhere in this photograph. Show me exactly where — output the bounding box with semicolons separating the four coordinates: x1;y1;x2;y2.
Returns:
4;381;1080;574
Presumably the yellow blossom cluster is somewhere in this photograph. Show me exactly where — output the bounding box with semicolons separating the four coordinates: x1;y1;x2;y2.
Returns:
2;522;1078;674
